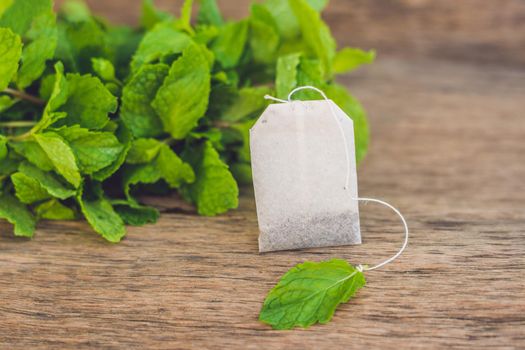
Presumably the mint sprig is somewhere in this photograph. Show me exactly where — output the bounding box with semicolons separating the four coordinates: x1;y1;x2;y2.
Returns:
0;0;373;241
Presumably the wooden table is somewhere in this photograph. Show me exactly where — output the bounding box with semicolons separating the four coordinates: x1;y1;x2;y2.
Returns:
2;1;525;349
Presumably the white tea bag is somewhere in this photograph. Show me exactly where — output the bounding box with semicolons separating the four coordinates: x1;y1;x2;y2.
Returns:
250;99;361;252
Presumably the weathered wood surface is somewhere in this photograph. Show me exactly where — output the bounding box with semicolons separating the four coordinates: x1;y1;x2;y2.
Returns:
1;56;524;349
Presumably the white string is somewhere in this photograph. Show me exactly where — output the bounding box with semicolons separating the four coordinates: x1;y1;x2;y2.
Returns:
264;86;409;272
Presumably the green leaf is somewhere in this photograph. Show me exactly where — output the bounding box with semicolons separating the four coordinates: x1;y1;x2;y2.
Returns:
289;0;336;78
0;193;36;237
211;20;248;69
197;0;224;27
126;138;163;164
0;135;7;160
131;24;191;72
177;0;194;34
0;28;22;90
0;94;16;113
219;86;271;122
0;0;52;35
91;57;116;81
9;139;54;171
17;11;58;89
11;172;51;204
35;199;76;220
181;141;238;216
324;83;369;163
275;53;301;99
333;48;375;74
56;126;124;174
112;200;159;226
17;162;76;200
141;0;172;30
259;259;366;330
152;44;211;139
78;189;126;243
92;121;132;181
58;73;117;129
120;63;168;138
34;132;81;188
249;4;280;64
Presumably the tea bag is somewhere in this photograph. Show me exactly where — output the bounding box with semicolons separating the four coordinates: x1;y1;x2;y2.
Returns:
250;98;361;252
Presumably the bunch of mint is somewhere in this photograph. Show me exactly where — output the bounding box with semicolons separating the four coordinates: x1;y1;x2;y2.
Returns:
0;0;374;242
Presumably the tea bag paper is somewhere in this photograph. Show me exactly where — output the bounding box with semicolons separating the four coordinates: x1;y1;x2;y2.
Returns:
250;100;361;252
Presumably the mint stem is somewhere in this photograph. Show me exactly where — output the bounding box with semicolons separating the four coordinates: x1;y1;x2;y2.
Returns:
3;88;45;106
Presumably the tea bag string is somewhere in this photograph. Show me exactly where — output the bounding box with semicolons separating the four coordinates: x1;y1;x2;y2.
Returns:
264;86;409;272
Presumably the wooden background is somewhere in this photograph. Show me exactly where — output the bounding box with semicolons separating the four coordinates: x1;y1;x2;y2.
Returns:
2;1;525;349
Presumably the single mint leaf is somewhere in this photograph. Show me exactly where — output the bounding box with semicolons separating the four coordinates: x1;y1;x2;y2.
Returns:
11;172;51;204
333;48;375;74
91;57;116;82
249;4;279;64
260;259;366;330
152;44;211;139
181;141;238;216
197;0;224;26
0;193;36;237
211;20;248;69
0;0;52;35
131;24;191;72
78;191;126;243
56;126;124;175
17;11;58;89
289;0;336;78
156;144;195;188
112;200;159;226
126;138;163;164
34;132;81;188
263;0;326;40
92;122;132;181
18;162;76;200
176;0;194;34
220;86;271;122
0;28;22;90
57;73;117;130
120;63;168;138
9;139;54;171
141;0;173;30
35;199;76;220
275;53;301;99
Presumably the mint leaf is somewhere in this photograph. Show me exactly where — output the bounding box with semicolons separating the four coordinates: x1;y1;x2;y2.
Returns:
0;135;7;160
141;0;172;30
126;138;163;164
177;0;194;34
181;141;238;216
92;122;132;181
17;11;58;89
197;0;224;27
219;86;271;122
260;259;366;330
56;126;124;175
152;44;211;139
17;162;76;200
11;172;51;204
0;0;52;35
35;199;76;220
34;132;81;188
275;53;301;99
91;57;116;82
58;73;117;129
10;139;54;171
249;4;279;64
0;28;22;90
121;63;168;138
78;189;126;243
0;193;36;237
112;200;159;226
333;48;375;74
211;20;248;69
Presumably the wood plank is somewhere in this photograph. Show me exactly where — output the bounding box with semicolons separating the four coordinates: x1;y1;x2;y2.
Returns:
1;57;524;348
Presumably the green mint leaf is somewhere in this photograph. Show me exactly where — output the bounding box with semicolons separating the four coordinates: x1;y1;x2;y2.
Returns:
197;0;224;27
78;188;126;243
152;44;211;139
34;132;81;188
0;28;22;90
324;83;369;163
17;11;58;89
126;138;163;164
57;73;117;130
60;0;91;23
0;0;13;18
260;259;366;330
0;0;52;35
219;86;271;122
35;199;76;220
141;0;173;30
131;24;191;72
333;48;376;74
9;139;54;171
275;53;301;99
289;0;336;78
0;135;7;160
11;172;51;204
17;162;76;200
211;20;248;69
112;200;159;226
92;121;132;181
121;63;168;138
156;143;195;187
91;57;116;82
177;0;194;34
181;141;238;216
249;4;279;64
55;126;124;175
0;193;36;237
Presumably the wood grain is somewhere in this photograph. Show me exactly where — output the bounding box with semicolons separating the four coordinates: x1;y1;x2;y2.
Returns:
1;56;524;349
